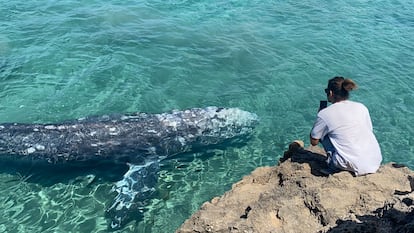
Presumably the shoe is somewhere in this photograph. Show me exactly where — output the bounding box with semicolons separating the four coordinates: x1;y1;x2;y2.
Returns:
325;151;333;165
320;167;338;176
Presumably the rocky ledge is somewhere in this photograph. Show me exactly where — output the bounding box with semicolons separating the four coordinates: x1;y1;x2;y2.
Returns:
176;141;414;233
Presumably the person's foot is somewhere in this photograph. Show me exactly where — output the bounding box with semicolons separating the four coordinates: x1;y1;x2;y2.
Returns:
320;167;338;176
280;140;305;162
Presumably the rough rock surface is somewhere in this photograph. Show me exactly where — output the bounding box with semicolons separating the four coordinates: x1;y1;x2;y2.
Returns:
176;141;414;233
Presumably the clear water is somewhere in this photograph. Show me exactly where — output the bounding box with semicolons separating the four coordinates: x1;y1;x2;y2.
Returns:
0;0;413;232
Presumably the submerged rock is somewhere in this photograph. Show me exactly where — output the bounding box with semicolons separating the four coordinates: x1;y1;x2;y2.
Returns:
176;141;414;233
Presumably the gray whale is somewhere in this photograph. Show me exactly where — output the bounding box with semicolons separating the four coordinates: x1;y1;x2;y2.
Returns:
0;106;258;229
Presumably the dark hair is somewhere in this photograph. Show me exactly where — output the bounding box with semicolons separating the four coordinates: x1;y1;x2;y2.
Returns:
327;76;358;101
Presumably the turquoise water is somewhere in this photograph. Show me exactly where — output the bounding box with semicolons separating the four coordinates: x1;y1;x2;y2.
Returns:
0;0;413;232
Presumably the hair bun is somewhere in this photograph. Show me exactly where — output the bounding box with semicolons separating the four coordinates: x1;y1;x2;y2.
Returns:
342;78;358;92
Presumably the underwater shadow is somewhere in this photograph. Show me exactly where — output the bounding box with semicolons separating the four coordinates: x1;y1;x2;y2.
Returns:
0;140;253;230
0;158;129;186
0;135;251;187
162;140;249;168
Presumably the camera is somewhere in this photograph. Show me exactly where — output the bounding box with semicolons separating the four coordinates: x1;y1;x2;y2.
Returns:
319;100;327;111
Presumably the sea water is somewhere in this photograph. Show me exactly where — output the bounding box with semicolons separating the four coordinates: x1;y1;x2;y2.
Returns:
0;0;413;232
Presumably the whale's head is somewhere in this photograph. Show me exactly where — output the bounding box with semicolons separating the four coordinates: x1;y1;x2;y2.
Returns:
200;106;258;138
171;106;259;148
150;106;259;156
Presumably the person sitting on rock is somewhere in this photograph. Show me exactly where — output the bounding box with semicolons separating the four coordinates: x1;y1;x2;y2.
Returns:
310;76;382;176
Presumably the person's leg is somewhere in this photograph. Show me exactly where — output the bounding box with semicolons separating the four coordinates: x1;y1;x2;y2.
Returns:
320;136;335;154
319;136;356;175
319;136;342;174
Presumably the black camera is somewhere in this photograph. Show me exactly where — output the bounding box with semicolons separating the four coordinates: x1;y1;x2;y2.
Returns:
319;100;327;111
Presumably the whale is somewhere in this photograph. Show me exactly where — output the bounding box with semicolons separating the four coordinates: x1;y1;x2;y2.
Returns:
0;106;259;229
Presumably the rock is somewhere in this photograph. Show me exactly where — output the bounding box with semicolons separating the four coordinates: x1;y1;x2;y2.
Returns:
176;142;414;233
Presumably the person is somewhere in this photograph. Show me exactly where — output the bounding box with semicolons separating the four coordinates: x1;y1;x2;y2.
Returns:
310;76;382;176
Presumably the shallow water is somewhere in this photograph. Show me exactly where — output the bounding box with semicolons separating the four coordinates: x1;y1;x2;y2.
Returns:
0;0;413;232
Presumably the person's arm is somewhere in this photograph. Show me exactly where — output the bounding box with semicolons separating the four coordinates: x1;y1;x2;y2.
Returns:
310;115;327;146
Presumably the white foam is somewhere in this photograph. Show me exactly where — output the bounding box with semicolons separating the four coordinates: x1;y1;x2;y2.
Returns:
45;125;56;130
